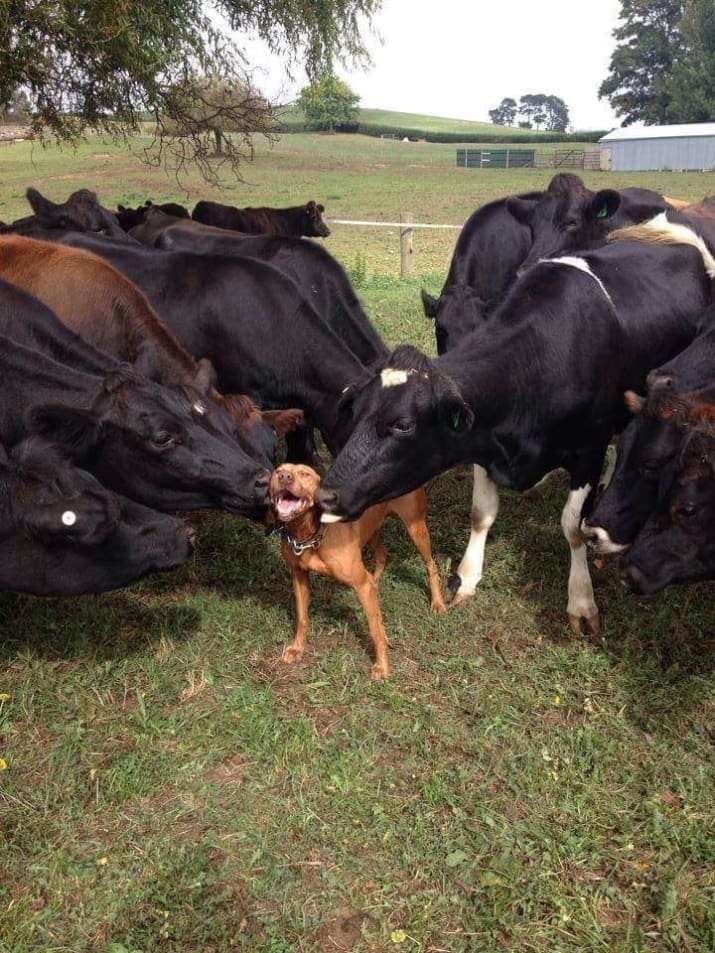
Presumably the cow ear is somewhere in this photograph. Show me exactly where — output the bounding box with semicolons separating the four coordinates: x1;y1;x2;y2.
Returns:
261;408;305;434
26;187;60;222
590;190;620;222
421;289;438;318
306;200;317;211
624;390;645;414
440;395;474;433
194;357;217;395
145;200;153;208
506;196;536;225
317;203;325;213
117;204;127;212
27;405;101;459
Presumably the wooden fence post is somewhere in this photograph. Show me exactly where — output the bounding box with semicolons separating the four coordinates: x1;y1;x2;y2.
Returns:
400;211;413;278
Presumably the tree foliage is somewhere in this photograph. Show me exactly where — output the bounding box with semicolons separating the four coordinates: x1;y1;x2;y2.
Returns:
599;0;715;125
0;0;381;180
488;98;517;126
514;94;570;131
663;0;715;122
297;74;360;131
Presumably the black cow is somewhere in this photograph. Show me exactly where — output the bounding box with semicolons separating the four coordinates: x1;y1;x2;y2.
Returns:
132;211;384;367
192;198;330;238
583;300;715;555
5;187;128;239
0;438;192;594
510;178;679;273
116;199;190;231
0;280;271;514
421;190;542;354
317;239;713;634
33;233;381;451
622;424;715;593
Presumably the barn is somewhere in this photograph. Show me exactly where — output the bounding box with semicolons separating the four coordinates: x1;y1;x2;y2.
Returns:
599;122;715;172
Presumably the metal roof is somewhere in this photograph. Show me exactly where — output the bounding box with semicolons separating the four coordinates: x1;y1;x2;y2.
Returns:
600;122;715;142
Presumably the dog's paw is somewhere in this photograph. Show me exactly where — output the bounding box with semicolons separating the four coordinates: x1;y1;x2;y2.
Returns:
371;661;391;680
282;645;305;664
430;596;448;614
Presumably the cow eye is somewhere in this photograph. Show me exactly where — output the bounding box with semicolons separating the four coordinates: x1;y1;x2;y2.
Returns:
152;431;176;449
390;418;415;436
676;502;697;519
564;218;579;229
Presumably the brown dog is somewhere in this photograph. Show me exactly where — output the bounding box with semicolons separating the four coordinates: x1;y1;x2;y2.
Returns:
270;464;445;679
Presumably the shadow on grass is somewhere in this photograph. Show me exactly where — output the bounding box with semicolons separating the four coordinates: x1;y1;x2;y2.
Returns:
0;588;203;663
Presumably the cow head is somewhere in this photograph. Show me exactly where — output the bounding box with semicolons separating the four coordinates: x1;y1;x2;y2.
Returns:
422;284;487;354
27;365;271;515
510;174;602;273
0;438;193;593
583;383;715;554
26;187;126;238
303;201;330;238
622;425;715;593
317;346;473;520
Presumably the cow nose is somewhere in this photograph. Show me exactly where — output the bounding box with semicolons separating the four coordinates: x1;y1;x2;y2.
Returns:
316;486;339;510
278;469;294;485
621;564;646;594
580;520;600;548
254;469;271;499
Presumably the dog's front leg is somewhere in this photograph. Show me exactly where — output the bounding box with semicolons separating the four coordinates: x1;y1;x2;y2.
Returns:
283;566;311;664
353;571;391;680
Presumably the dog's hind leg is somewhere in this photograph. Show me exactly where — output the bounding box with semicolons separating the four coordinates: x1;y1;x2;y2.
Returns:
391;489;446;613
353;569;392;680
283;567;311;664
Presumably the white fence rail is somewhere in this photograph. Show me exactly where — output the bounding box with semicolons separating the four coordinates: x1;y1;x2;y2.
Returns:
329;214;463;276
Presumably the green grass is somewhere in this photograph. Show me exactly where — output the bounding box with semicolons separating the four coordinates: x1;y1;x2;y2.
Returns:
0;132;713;953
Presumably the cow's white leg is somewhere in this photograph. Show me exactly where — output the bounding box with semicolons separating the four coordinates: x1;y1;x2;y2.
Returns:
447;465;499;605
560;483;600;635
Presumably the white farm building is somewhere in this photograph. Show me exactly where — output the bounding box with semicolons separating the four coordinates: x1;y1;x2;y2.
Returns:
599;122;715;172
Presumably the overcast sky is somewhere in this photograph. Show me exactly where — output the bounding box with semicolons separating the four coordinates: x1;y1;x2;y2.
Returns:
238;0;624;131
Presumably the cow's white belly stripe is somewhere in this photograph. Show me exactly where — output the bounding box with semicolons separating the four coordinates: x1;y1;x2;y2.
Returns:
540;256;614;307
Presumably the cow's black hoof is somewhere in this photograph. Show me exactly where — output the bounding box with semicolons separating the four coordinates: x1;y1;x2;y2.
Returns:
447;573;461;597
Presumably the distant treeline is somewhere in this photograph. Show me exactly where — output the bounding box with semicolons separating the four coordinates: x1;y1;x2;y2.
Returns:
275;119;608;143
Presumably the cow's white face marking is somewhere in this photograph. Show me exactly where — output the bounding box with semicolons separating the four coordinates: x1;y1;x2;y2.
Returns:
381;368;410;388
581;521;628;554
192;401;206;415
62;510;77;527
541;256;614;306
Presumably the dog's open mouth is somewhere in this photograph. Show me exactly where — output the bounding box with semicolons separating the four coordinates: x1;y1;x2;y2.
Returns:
272;489;311;522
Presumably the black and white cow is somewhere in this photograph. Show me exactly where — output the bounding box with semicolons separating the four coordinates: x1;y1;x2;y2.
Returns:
317;235;714;633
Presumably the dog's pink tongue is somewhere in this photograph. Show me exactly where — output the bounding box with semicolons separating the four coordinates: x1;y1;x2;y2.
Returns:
276;496;302;520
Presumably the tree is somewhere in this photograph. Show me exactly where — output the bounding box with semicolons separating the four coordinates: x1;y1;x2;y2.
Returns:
488;97;517;126
160;74;273;159
663;0;715;122
599;1;685;125
297;74;360;132
543;95;570;132
1;89;31;124
0;0;381;180
518;94;538;127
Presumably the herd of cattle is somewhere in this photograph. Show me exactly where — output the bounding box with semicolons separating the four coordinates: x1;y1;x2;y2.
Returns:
0;174;712;649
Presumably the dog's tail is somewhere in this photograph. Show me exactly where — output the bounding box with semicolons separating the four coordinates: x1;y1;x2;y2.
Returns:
608;211;715;279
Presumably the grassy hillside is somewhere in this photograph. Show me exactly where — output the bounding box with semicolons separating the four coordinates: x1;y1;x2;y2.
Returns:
278;104;533;136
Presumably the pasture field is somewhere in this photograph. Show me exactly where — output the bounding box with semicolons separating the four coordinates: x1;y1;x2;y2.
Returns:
0;133;713;953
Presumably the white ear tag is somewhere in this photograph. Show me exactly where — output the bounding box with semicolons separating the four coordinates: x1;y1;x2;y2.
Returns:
193;401;206;415
62;510;77;527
